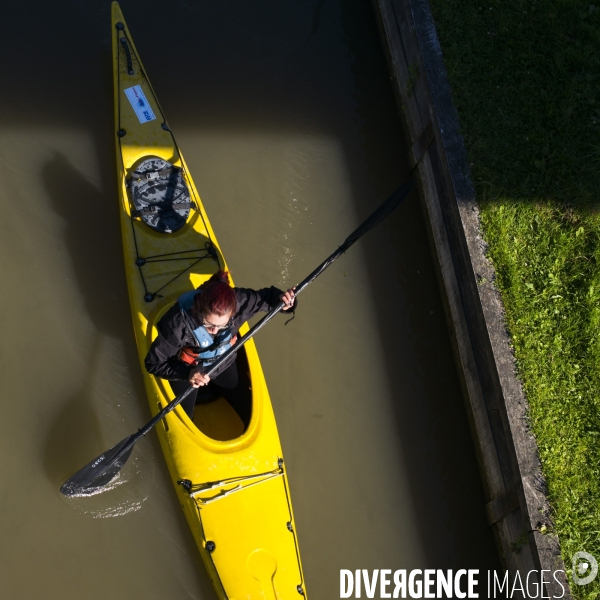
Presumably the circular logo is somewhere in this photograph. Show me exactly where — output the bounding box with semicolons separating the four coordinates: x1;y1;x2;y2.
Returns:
572;552;598;585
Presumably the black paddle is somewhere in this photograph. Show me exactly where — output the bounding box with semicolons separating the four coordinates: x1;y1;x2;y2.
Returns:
60;178;414;496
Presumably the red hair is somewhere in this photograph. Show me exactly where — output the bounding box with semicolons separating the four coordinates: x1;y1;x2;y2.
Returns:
192;270;236;319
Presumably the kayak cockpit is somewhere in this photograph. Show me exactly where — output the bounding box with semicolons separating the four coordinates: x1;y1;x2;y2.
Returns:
192;397;245;441
187;348;251;441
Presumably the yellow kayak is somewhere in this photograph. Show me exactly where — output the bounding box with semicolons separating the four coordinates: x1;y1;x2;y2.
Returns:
111;3;307;598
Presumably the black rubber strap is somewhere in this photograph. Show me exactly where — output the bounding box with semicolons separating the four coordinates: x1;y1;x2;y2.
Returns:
120;37;134;75
132;201;196;218
130;166;181;183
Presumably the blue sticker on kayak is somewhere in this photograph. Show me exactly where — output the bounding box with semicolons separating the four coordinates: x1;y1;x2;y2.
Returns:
124;85;156;124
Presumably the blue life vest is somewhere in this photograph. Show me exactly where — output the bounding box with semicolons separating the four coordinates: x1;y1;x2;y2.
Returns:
178;289;233;366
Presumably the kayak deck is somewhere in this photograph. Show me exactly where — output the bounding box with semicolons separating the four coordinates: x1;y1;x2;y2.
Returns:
111;3;307;598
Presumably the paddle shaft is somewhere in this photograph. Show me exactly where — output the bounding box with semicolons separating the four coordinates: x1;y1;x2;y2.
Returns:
60;179;414;494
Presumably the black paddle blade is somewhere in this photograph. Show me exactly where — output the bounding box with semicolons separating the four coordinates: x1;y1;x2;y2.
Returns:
60;435;137;496
343;178;414;247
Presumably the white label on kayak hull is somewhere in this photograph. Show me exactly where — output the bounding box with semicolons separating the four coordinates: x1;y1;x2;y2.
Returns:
124;85;156;124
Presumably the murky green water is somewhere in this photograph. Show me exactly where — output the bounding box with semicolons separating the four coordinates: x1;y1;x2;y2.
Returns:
0;1;500;598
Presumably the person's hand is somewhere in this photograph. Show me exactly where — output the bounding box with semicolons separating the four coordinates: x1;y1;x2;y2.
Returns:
189;366;210;388
280;287;296;311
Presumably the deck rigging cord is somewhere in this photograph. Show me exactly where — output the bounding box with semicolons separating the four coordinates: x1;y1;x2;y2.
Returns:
178;467;284;504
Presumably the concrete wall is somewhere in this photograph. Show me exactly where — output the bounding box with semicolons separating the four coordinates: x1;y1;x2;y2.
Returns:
371;0;571;597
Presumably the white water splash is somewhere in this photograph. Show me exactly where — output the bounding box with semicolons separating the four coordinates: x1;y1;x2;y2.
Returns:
63;443;151;519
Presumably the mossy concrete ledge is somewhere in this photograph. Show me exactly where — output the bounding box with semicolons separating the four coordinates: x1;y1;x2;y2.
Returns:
371;0;571;597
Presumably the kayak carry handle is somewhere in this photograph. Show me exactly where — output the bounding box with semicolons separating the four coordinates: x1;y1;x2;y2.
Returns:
120;36;134;75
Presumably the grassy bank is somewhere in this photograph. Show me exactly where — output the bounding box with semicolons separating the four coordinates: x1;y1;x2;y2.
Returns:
427;0;600;596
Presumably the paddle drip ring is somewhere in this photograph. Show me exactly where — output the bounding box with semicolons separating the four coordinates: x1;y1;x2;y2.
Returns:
128;156;194;233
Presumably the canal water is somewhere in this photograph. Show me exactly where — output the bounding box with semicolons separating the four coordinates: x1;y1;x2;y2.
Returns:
0;1;501;598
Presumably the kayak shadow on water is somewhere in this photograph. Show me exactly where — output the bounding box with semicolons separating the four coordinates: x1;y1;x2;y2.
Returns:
44;380;104;488
39;153;148;489
42;334;143;496
40;152;131;340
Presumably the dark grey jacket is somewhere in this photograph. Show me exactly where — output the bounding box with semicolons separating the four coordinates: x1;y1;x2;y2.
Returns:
144;286;291;381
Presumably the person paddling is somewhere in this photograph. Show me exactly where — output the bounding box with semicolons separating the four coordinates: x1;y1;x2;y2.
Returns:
144;270;296;428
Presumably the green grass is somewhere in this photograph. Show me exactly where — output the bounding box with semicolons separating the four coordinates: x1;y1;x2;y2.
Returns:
427;0;600;596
